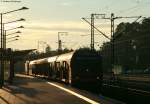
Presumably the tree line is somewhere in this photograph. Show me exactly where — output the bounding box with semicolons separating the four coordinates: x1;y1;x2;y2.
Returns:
101;17;150;74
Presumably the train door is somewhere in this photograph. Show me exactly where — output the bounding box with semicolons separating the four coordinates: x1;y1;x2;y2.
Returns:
59;62;64;81
56;62;61;80
51;62;57;79
48;63;52;78
63;61;70;84
62;61;67;82
25;61;30;75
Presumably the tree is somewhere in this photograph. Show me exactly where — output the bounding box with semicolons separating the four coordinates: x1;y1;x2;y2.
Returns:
101;17;150;73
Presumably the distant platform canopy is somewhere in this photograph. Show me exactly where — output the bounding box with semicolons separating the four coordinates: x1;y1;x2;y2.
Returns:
0;48;36;61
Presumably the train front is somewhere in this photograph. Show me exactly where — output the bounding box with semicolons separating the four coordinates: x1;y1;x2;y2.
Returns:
70;49;102;91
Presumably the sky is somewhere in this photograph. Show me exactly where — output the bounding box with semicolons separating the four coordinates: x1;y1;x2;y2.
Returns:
0;0;150;51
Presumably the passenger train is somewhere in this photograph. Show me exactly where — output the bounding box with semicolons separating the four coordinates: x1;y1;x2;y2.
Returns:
27;49;102;89
25;48;150;103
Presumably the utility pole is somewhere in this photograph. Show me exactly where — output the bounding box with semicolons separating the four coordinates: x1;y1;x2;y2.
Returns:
102;13;141;71
58;32;68;52
0;13;4;88
83;14;107;50
58;32;62;51
82;13;141;72
111;13;115;70
91;14;94;50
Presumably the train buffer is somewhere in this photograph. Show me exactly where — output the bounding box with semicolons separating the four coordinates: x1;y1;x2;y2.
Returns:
0;74;124;104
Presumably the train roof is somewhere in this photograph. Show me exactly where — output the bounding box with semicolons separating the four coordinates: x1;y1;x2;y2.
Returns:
29;49;101;65
29;58;48;65
47;56;58;62
56;51;74;62
29;60;36;65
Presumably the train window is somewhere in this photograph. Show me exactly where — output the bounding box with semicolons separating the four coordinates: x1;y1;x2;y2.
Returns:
63;61;66;68
49;63;52;68
63;61;69;70
56;62;61;71
66;63;69;70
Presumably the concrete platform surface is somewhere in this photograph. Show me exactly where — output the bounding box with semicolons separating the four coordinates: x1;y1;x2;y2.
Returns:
0;74;124;104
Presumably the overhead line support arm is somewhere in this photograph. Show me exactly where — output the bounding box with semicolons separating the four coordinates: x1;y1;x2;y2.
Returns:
82;18;110;40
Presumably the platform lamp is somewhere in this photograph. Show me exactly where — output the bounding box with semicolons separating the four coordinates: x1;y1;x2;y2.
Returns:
0;7;28;88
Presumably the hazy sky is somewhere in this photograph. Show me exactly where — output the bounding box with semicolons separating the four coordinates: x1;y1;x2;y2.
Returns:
0;0;150;51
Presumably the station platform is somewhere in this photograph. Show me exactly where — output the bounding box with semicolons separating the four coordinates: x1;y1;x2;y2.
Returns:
0;74;124;104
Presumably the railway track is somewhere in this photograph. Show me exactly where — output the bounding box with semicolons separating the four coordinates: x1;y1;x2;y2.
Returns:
102;83;150;104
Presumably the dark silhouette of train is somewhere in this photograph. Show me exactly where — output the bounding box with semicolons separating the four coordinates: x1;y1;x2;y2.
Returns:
27;49;102;89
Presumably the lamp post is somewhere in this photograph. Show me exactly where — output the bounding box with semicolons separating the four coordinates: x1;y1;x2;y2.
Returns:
7;39;18;43
0;38;19;43
6;31;21;36
4;24;24;49
0;7;28;87
58;32;68;52
3;18;25;49
2;29;21;85
7;35;20;40
5;26;24;31
2;18;25;24
4;26;23;49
